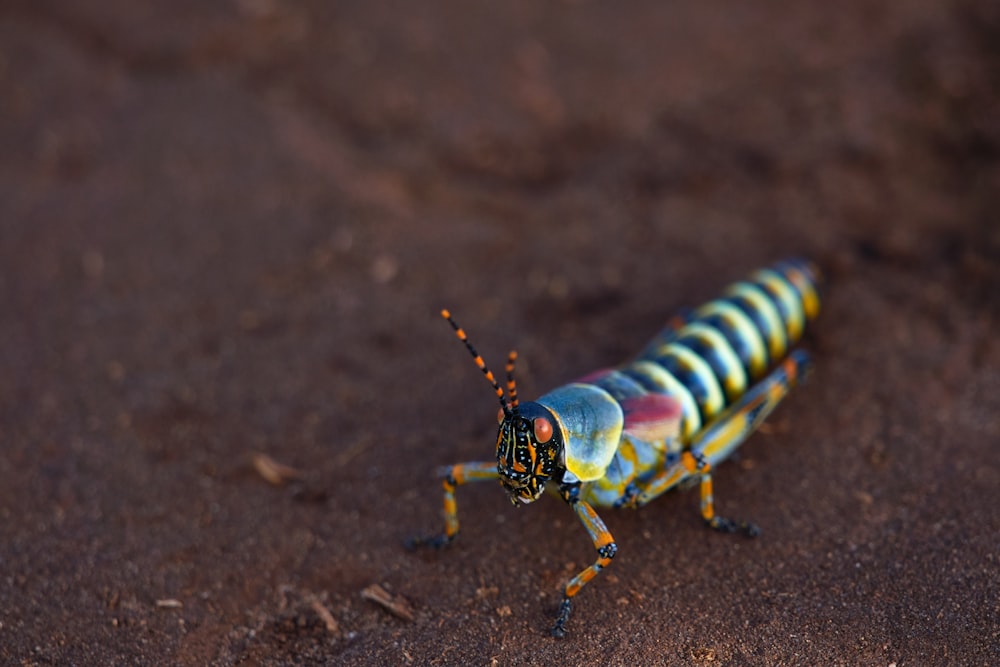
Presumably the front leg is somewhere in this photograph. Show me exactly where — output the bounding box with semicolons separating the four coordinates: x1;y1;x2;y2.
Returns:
407;461;498;549
551;481;617;638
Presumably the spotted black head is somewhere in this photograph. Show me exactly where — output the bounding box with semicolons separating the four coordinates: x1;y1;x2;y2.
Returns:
495;401;562;505
440;310;565;505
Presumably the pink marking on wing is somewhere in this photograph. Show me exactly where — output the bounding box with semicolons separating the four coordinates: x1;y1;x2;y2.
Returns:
621;393;683;442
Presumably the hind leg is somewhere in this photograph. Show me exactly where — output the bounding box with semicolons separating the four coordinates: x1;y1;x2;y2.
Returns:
629;351;811;530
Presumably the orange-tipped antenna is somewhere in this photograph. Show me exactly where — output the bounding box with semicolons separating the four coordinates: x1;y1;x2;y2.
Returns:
505;350;520;410
441;309;511;417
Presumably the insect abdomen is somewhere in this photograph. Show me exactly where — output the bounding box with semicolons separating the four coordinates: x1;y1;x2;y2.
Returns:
631;258;821;439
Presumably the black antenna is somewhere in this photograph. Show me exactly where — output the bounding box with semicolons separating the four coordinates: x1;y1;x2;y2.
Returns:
441;310;511;417
505;350;520;412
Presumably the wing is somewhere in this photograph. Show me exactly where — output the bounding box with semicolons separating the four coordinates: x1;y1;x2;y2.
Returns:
620;393;683;445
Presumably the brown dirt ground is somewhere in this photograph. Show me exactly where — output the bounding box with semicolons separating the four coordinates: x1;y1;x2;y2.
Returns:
2;1;999;665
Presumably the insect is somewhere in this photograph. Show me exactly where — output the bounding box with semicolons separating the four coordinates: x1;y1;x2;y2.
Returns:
409;259;820;637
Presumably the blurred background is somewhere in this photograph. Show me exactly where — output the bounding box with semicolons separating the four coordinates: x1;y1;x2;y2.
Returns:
1;2;998;664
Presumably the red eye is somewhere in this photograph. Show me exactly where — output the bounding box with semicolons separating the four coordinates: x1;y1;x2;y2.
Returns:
533;417;553;443
497;408;505;424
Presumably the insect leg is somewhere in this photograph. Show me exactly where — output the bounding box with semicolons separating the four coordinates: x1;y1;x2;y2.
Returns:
628;351;810;522
628;449;750;532
407;461;498;549
688;350;812;535
690;452;759;536
551;482;617;638
691;350;810;467
628;458;695;507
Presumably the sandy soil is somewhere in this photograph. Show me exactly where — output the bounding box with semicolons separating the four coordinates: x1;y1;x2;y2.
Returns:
2;1;999;665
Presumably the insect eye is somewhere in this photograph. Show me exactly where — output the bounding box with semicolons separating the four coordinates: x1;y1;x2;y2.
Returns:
497;408;505;424
533;417;553;443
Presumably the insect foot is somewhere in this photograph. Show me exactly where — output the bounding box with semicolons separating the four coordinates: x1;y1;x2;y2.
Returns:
550;598;573;638
404;533;454;551
707;516;760;537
